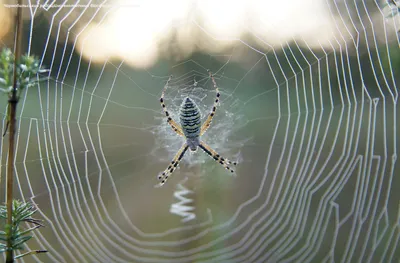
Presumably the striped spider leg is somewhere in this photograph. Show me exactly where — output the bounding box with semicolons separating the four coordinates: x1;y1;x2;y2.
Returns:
199;141;237;173
160;75;184;136
156;143;189;187
200;70;220;135
156;71;238;186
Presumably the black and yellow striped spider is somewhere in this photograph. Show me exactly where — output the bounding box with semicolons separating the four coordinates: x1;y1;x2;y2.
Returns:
157;70;237;187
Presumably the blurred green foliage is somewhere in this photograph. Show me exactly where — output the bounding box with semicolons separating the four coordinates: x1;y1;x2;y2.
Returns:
0;48;48;97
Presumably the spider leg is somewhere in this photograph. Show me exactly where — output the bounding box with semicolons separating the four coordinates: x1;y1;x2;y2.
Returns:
156;143;189;187
200;70;220;135
161;75;184;136
199;141;237;173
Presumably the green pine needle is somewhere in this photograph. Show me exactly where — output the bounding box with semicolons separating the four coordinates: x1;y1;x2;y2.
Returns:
0;200;47;259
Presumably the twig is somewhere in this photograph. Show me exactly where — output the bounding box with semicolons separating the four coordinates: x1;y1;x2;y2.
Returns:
6;1;23;262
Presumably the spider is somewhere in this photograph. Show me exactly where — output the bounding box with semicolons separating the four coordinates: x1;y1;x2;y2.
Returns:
156;70;237;187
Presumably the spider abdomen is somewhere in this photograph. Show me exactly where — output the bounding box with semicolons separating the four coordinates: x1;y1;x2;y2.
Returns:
180;97;201;150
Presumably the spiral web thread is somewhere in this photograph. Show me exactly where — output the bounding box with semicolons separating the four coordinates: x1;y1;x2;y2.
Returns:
0;0;399;262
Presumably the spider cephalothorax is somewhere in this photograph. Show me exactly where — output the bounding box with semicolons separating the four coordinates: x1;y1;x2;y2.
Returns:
157;70;237;186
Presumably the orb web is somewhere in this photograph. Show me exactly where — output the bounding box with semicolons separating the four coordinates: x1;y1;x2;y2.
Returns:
0;1;398;263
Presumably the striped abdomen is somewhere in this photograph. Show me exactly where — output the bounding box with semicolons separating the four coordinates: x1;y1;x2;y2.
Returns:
180;97;201;139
